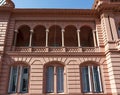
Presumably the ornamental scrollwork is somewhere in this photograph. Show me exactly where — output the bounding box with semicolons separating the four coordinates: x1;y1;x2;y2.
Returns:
0;0;15;8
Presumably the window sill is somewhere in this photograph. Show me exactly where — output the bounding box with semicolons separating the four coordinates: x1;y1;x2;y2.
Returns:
8;93;28;95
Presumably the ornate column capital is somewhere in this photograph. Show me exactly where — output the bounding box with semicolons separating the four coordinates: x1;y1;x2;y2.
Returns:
93;30;96;32
62;29;65;32
77;29;80;33
30;29;34;33
46;29;49;33
14;30;18;33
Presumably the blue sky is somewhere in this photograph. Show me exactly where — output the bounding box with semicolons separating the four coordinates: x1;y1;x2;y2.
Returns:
12;0;94;9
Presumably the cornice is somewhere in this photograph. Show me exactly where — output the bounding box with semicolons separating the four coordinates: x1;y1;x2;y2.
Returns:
11;9;98;17
95;2;120;13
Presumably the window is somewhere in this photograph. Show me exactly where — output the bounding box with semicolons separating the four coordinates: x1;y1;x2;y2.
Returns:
8;65;29;93
81;65;102;93
46;66;64;93
118;27;120;38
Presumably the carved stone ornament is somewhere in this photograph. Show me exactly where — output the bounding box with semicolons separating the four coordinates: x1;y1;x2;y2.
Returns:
0;0;15;8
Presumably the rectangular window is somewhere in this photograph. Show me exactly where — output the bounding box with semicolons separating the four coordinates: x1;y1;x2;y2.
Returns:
57;67;64;93
81;66;103;93
46;66;54;93
8;66;18;93
81;66;90;93
20;67;29;93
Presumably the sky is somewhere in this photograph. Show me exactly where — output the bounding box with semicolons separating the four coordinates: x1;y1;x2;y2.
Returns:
12;0;94;9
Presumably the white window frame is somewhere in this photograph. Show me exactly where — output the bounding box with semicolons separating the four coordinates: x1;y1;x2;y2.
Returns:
46;66;64;94
8;65;29;94
20;67;29;93
8;66;19;93
81;65;103;93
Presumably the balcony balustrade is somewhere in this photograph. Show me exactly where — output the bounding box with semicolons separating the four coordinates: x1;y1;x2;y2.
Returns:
13;46;100;53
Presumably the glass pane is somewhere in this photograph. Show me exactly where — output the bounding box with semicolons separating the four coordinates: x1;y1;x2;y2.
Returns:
9;67;18;93
20;67;29;92
92;66;101;93
57;67;64;93
46;66;54;93
118;27;120;38
81;67;90;93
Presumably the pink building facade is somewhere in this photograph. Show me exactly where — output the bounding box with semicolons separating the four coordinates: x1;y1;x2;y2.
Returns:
0;0;120;95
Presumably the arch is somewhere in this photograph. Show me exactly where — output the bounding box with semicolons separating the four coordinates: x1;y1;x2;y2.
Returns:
80;25;94;47
10;61;30;66
48;25;62;47
80;61;100;67
64;25;78;47
32;25;46;46
44;61;65;67
16;25;30;46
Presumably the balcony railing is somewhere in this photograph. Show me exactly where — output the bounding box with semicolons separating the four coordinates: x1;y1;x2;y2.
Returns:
12;46;100;53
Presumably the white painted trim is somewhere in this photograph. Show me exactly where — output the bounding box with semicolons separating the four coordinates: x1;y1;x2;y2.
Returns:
88;66;92;92
8;67;13;93
98;66;103;92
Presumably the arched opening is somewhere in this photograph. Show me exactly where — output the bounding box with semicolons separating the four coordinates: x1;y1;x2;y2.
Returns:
80;26;94;47
32;25;46;46
64;25;78;47
48;25;62;47
80;61;103;93
16;25;30;46
43;61;65;94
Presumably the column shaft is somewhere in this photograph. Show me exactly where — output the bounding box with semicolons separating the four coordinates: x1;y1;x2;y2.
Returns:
29;30;33;47
46;29;49;47
93;30;97;47
13;30;18;46
77;29;80;47
62;29;65;47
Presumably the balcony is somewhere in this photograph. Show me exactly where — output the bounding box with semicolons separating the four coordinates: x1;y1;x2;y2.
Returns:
12;46;100;53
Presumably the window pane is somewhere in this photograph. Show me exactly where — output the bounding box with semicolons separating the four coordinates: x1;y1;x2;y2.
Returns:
92;66;102;93
57;67;64;93
118;27;120;38
8;67;18;93
20;67;29;93
46;66;54;93
81;67;90;93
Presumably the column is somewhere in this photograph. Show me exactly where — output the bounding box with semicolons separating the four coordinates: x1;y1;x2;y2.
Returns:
29;29;33;47
77;29;80;47
62;29;65;47
46;29;49;47
13;30;18;46
93;30;97;47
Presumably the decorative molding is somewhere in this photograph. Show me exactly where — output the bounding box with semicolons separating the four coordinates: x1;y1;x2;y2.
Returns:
0;0;15;8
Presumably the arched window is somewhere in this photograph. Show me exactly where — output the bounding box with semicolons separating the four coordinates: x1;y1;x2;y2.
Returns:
44;62;64;93
80;62;103;93
8;64;29;93
118;26;120;38
16;25;30;46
